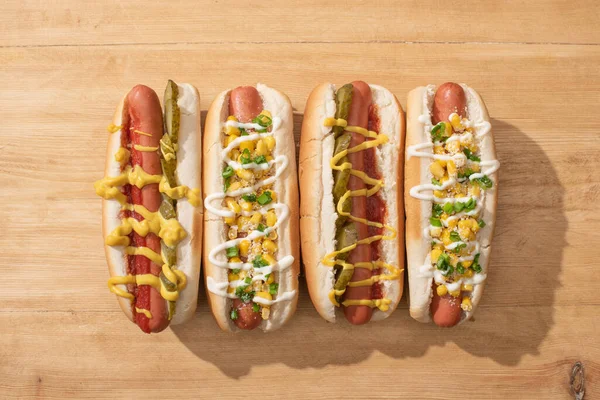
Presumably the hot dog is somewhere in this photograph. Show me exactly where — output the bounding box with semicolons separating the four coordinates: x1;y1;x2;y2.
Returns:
300;82;405;324
94;81;202;333
405;82;499;327
203;83;300;332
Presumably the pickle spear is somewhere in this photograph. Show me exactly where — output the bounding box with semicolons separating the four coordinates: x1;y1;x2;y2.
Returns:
161;80;181;320
334;222;358;293
164;80;180;142
333;84;353;138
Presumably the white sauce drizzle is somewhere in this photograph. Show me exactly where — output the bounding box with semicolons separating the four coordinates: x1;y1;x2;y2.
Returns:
203;115;296;306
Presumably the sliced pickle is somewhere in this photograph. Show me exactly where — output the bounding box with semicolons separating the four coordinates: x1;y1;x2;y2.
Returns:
164;80;180;142
160;270;178;292
161;241;177;267
333;222;358;292
159;194;176;220
333;84;353;137
168;301;176;320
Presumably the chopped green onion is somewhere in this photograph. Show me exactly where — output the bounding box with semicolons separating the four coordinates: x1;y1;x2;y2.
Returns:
430;217;442;227
222;165;234;178
252;255;269;268
252;303;260;312
453;243;466;254
257;223;266;232
443;202;454;214
257;191;272;205
242;193;257;202
232;268;241;274
230;309;238;320
431;122;446;142
456;262;465;274
240;148;252;164
252;114;272;128
254;155;267;164
449;231;461;242
269;283;279;295
244;277;252;284
239;128;248;136
464;197;477;212
432;178;441;186
478;220;486;228
432;204;443;218
226;246;239;258
223;177;231;192
472;253;482;273
475;175;493;189
463;148;480;162
454;201;465;212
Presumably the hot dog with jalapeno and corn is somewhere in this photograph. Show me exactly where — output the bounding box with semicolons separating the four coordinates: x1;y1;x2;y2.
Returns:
405;82;499;327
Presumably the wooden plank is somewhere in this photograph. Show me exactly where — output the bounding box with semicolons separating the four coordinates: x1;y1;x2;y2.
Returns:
0;309;597;399
0;41;598;398
1;1;600;47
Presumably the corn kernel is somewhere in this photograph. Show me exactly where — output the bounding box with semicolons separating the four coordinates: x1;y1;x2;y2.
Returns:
449;253;459;266
470;162;481;173
237;216;250;230
225;116;240;136
434;145;445;155
449;113;465;132
239;240;250;257
464;269;474;278
461;297;472;311
447;160;457;176
266;211;277;227
266;155;274;162
236;168;254;181
228;271;240;282
430;226;442;238
459;228;472;241
264;136;276;151
229;257;241;264
225;197;241;214
433;242;444;251
239;139;254;153
436;285;448;296
261;307;270;319
255;291;272;305
262;239;278;254
446;140;460;154
447;218;458;229
227;286;234;294
267;230;278;240
449;289;461;298
255;139;268;156
228;181;242;193
431;248;442;263
462;260;473;268
227;116;238;122
441;229;452;246
458;219;470;230
227;226;238;239
250;212;262;225
430;161;445;179
226;134;239;147
229;149;240;161
240;200;253;212
470;184;481;197
434;190;445;198
461;284;474;292
438;159;447;168
266;273;275;284
444;121;454;136
262;254;277;265
270;192;277;201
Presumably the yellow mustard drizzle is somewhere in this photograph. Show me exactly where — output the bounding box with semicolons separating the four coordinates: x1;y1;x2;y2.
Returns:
134;129;153;137
114;147;130;166
133;144;159;152
106;204;186;247
135;307;153;319
107;123;122;133
321;117;401;311
124;246;163;265
107;263;187;302
93;165;200;206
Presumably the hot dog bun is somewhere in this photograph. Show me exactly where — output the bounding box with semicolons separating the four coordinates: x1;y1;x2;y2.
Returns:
203;83;300;332
300;82;405;323
101;82;202;328
405;84;498;325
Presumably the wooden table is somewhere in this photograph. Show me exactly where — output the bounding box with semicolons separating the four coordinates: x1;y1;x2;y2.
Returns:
1;1;598;398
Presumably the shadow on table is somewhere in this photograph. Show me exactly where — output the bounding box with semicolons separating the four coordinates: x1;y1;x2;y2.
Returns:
172;116;565;378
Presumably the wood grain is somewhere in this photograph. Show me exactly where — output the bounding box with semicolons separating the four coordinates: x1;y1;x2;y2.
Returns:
1;3;599;399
